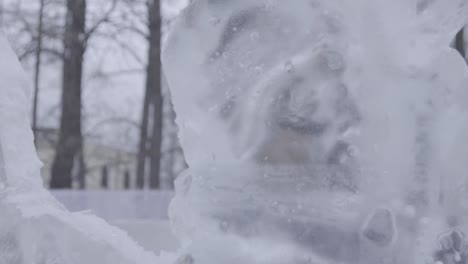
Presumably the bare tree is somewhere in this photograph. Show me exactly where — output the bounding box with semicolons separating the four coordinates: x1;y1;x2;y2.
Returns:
49;0;119;189
3;0;178;190
147;0;163;189
2;1;64;141
50;0;87;189
136;0;162;189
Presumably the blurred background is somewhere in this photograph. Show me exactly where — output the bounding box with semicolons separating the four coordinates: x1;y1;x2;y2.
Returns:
1;0;189;191
0;0;189;252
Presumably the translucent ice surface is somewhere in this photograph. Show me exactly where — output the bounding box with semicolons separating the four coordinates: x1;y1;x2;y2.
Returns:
163;0;468;263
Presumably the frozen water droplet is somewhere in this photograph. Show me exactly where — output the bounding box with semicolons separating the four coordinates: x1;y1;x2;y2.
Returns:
219;220;230;232
325;52;344;70
209;17;221;26
284;61;294;73
250;32;260;40
342;127;360;138
420;217;431;226
271;201;279;209
208;104;219;112
362;209;395;247
177;254;194;264
290;207;297;214
346;145;359;157
254;65;264;72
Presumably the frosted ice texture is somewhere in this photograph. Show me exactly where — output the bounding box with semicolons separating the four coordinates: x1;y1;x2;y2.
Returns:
0;36;168;264
163;0;468;263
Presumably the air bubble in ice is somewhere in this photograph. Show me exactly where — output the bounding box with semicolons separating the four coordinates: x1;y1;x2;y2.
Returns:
284;61;294;73
325;51;344;70
209;17;221;25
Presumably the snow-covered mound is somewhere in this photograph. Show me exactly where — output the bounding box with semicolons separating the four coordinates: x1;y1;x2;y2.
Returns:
51;190;173;221
163;0;468;263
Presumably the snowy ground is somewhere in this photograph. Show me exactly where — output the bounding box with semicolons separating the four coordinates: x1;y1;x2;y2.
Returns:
51;191;179;253
113;220;179;254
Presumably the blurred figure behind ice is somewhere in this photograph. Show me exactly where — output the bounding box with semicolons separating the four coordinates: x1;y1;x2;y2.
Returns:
164;0;468;263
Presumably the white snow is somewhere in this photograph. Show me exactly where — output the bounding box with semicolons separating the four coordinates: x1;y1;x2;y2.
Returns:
50;191;179;254
51;190;174;220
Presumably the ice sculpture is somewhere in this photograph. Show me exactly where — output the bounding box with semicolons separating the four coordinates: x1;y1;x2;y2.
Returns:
163;0;468;263
0;36;170;263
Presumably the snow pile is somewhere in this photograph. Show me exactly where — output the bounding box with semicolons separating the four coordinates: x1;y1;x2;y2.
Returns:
163;0;468;263
51;190;173;221
0;35;173;263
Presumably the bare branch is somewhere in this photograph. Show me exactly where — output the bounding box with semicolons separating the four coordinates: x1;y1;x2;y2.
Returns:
84;116;140;138
84;0;118;42
18;46;63;61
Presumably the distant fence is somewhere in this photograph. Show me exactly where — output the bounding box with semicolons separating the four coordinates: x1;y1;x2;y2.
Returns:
51;191;174;221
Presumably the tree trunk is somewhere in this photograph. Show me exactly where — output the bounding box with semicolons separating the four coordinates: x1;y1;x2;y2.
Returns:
77;147;86;189
32;0;45;143
101;166;108;189
50;0;86;189
124;169;131;189
137;0;162;189
136;79;151;189
148;0;162;189
149;95;163;189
